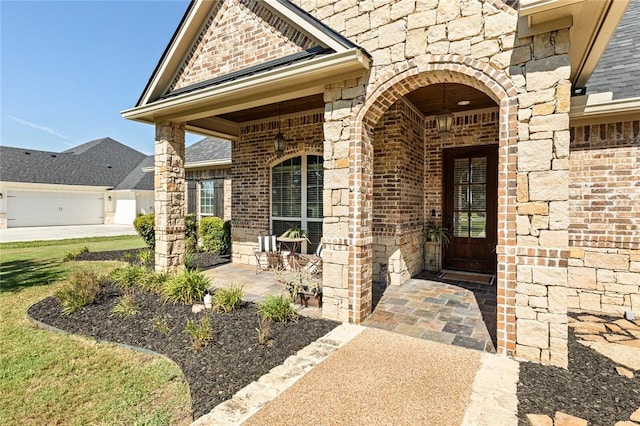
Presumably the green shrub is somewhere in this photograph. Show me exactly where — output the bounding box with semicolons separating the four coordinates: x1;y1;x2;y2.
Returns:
55;270;105;315
199;216;225;255
222;220;232;255
257;294;298;323
184;317;212;349
133;213;155;250
152;317;171;334
136;271;168;294
256;318;272;346
62;246;89;262
109;265;148;292
213;284;244;313
111;294;139;317
162;269;210;304
184;252;198;271
136;248;153;266
185;213;197;241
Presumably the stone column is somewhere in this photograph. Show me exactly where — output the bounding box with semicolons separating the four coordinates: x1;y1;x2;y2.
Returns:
514;29;571;367
322;78;371;323
154;122;186;273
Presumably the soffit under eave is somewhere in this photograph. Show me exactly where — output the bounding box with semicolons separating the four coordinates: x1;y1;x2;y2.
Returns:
518;0;629;88
122;47;369;132
136;0;355;109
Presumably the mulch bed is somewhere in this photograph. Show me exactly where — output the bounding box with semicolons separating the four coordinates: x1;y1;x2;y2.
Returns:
75;248;228;270
517;313;640;426
28;285;338;420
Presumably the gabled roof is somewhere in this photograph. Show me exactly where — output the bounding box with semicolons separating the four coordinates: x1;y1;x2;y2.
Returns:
122;0;369;139
586;0;640;99
186;137;231;166
114;156;154;191
0;138;149;189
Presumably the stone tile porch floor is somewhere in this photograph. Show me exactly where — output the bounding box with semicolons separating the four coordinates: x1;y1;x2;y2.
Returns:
203;263;496;352
364;271;497;353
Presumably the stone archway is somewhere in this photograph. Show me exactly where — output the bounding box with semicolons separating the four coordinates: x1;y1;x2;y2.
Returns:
348;55;519;356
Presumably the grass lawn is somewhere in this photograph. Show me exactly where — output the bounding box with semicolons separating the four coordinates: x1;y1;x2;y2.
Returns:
0;236;192;426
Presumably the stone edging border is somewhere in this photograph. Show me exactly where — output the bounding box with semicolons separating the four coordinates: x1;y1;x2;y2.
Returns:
191;323;366;425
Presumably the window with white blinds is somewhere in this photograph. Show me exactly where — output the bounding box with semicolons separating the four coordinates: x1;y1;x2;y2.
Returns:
271;154;323;253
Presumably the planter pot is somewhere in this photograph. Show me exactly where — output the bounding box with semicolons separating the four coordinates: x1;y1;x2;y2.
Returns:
424;241;443;273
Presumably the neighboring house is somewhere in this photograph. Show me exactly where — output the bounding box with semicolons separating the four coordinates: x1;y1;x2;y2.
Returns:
0;136;233;229
0;137;154;228
122;0;639;367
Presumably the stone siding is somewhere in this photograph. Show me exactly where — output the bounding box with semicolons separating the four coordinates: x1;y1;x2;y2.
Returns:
171;0;316;91
566;120;640;315
154;122;186;272
231;112;324;266
293;0;571;365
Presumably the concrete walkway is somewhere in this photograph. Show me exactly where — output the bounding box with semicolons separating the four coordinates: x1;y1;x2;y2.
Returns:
0;224;137;243
194;326;519;426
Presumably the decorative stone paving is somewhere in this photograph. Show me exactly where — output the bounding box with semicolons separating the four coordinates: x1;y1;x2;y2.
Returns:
462;352;519;425
524;312;640;426
569;313;640;372
364;273;496;353
203;263;322;318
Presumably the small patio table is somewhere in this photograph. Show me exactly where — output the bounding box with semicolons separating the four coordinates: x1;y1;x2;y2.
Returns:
277;237;306;271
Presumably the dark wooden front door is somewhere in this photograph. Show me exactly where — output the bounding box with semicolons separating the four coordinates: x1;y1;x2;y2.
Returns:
444;145;498;274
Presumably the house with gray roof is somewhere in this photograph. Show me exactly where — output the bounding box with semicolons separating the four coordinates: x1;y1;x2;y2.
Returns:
0;136;232;228
121;0;639;367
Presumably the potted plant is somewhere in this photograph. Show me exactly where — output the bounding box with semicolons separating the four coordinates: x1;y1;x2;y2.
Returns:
424;221;451;272
280;225;308;239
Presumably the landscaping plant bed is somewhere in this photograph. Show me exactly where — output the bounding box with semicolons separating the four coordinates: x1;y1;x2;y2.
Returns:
517;314;640;426
28;286;338;420
75;248;228;270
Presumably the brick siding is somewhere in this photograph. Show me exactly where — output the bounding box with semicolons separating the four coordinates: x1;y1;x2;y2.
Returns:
566;120;640;314
231;111;324;265
171;0;316;91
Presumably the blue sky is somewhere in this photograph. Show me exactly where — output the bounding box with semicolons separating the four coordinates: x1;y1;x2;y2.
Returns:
1;0;202;155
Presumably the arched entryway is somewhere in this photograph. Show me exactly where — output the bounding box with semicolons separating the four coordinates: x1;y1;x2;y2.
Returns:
349;55;518;356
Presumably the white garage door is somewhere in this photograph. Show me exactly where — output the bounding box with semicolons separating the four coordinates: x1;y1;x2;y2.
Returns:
7;190;104;228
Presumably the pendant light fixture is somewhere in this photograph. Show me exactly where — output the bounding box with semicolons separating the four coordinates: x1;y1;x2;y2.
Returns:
273;102;286;155
435;84;453;134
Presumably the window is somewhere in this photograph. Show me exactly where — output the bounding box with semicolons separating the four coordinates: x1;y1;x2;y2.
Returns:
200;179;224;218
271;155;323;253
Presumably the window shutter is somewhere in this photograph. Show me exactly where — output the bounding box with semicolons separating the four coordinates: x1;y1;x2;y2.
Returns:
187;180;196;214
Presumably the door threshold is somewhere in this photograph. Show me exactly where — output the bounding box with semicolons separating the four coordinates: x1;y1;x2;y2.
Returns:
438;270;495;285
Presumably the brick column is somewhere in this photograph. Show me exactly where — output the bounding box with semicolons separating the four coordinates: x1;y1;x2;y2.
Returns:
154;122;186;273
514;29;571;367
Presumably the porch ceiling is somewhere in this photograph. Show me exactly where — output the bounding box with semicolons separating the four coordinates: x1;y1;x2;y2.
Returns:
186;83;495;138
404;84;497;116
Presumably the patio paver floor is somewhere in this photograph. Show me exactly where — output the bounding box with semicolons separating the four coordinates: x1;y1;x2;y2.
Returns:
205;263;497;351
364;272;497;353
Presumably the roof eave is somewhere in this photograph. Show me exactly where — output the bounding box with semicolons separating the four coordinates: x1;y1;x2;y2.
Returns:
142;158;231;173
122;48;369;124
570;94;640;126
138;0;216;106
518;0;630;88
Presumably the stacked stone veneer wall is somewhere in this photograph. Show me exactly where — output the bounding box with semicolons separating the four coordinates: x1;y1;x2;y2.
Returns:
154;122;187;272
567;120;640;315
293;0;570;365
186;167;233;221
372;99;425;285
231;112;324;265
171;0;316;91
